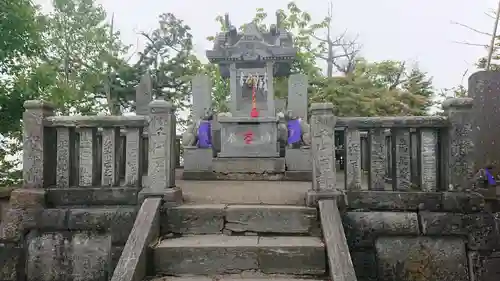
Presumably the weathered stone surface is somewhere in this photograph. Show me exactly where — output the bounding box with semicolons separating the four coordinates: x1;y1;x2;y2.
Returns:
420;129;438;191
0;208;38;242
155;235;259;275
346;191;441;211
310;103;336;191
465;212;500;250
441;192;485;213
67;207;137;244
225;205;317;234
285;147;312;172
26;232;71;281
70;232;112;281
419;212;467;235
375;237;468;281
392;129;411;191
258;236;325;275
468;251;500;281
9;188;45;209
163;204;225;234
351;251;377;281
0;243;22;281
212;157;285;173
184;148;213;172
37;208;68;230
46;187;139;206
368;129;386;190
345;128;362;190
154;235;325;275
343;211;419;248
110;198;161;281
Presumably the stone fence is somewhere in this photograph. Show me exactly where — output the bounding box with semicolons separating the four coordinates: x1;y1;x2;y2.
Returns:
23;99;180;189
311;97;474;193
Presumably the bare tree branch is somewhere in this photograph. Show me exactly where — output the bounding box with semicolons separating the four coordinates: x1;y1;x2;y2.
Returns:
450;21;492;36
452;40;489;47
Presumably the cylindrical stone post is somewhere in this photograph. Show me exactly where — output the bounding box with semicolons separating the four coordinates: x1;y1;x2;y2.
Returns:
147;100;176;191
310;103;337;191
23;100;55;188
442;97;474;191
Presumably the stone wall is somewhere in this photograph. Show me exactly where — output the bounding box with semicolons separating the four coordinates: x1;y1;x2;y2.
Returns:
0;187;139;281
343;190;497;281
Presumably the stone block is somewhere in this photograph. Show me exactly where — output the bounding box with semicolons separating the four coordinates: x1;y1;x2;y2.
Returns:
183;148;213;172
46;187;139;206
154;235;260;275
153;235;325;276
258;236;325;275
343;211;419;248
346;191;441;211
441;192;485;213
351;251;377;281
26;232;72;281
67;207;137;245
163;204;225;234
0;208;37;242
138;186;183;205
285;147;311;171
375;237;468;281
225;205;317;234
0;243;23;281
464;212;500;250
213;157;285;173
468;251;500;281
420;212;467;235
70;232;112;281
37;208;68;230
218;118;279;158
8;188;45;209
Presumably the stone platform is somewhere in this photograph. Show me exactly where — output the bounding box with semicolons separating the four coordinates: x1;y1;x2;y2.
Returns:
182;157;311;181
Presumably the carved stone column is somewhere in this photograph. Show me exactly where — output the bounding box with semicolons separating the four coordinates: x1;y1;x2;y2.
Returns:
23;100;55;188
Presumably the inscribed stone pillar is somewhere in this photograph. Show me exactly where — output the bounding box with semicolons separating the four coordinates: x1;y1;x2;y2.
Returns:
469;71;500;175
148;100;175;191
192;75;212;120
443;97;474;191
288;74;308;120
136;72;152;116
23;100;55;188
310;103;337;191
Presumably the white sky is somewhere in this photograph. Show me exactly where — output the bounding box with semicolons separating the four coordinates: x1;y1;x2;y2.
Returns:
35;0;496;91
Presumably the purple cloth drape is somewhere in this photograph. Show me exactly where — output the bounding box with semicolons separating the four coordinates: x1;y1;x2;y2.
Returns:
287;119;302;144
197;121;212;148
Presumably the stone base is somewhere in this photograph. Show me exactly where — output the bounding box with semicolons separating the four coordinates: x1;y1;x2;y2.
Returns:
183;147;213;172
138;187;183;205
306;189;346;207
285;147;312;171
182;171;311;181
213;158;285;173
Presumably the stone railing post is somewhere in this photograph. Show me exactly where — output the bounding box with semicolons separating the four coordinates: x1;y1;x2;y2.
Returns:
139;100;182;204
307;103;340;206
442;97;474;191
23;100;55;188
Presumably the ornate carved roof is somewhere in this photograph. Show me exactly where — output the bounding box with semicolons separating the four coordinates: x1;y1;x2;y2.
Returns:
206;15;296;64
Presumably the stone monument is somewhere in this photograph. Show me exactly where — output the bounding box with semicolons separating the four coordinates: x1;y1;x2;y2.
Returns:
182;13;312;179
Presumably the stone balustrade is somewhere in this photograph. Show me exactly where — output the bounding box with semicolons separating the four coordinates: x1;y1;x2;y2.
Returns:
310;97;474;193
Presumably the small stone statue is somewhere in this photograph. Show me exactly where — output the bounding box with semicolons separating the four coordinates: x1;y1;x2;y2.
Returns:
182;109;217;147
473;164;498;189
284;111;311;147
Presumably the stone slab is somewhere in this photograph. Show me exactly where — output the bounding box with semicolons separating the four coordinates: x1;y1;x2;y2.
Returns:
46;187;139;206
375;237;468;281
181;171;310;181
163;204;226;235
178;180;310;205
285;148;312;171
218;120;279;157
225;205;317;234
67;207;137;244
346;191;442;211
154;235;325;275
183;148;213;172
343;211;419;248
0;243;23;281
468;251;500;281
213;158;285;173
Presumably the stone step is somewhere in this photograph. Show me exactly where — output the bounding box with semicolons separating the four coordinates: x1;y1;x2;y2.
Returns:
163;204;319;235
178;180;310;205
148;276;326;281
153;235;326;276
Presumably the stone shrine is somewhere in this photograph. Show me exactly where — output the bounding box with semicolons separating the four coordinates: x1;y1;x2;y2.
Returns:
182;13;312;179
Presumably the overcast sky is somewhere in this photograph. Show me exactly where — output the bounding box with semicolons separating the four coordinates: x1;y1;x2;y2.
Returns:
36;0;496;91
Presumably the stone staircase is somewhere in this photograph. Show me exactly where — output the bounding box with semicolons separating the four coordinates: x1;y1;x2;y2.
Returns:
145;199;327;281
